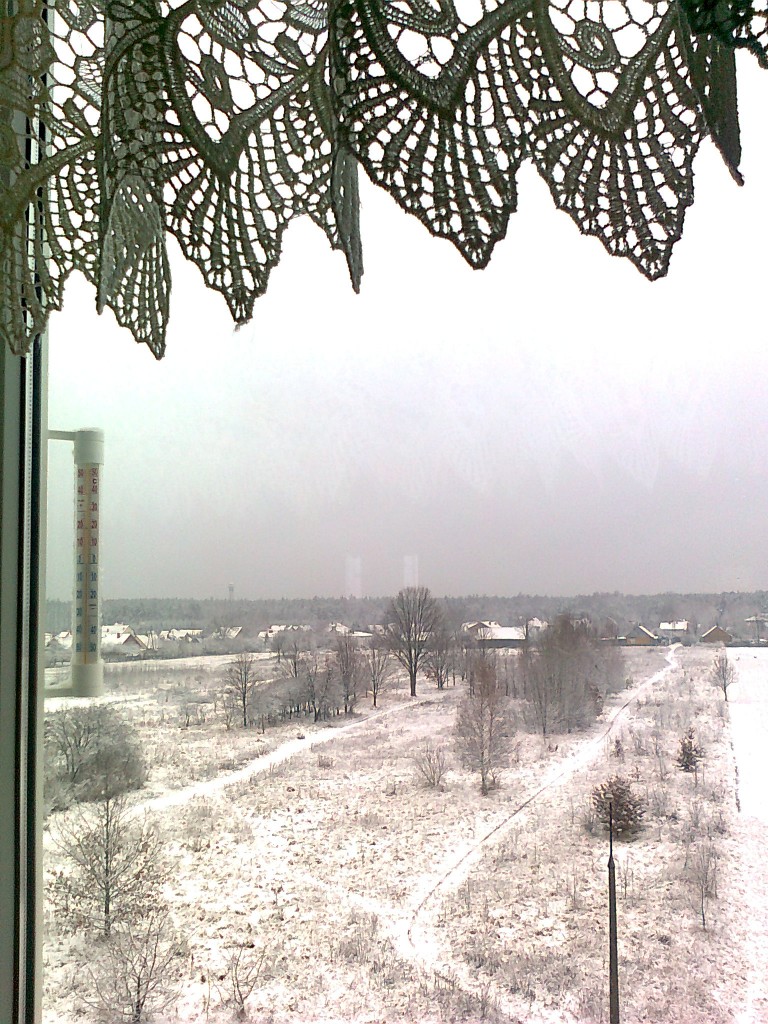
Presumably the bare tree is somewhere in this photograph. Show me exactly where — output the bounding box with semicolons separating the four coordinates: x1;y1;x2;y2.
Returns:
386;586;443;697
517;639;556;735
303;654;339;722
364;637;393;708
217;690;237;731
248;682;277;733
449;627;464;686
709;649;736;702
281;674;306;721
688;842;719;930
49;793;163;937
303;653;321;721
455;658;513;795
517;615;605;735
425;624;453;689
282;630;308;679
466;641;497;696
456;633;476;688
332;633;363;714
271;629;286;663
86;907;182;1022
45;703;105;788
223;651;259;728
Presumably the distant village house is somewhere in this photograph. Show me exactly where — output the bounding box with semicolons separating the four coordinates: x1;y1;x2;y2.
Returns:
700;625;733;644
624;624;660;646
462;621;526;648
658;620;692;642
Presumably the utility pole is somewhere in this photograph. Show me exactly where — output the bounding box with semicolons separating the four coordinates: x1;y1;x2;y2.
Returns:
608;799;620;1023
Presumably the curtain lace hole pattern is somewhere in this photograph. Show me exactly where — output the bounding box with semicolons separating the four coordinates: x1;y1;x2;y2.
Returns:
1;0;765;358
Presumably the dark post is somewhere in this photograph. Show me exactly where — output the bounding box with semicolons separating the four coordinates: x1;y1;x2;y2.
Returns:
608;800;620;1023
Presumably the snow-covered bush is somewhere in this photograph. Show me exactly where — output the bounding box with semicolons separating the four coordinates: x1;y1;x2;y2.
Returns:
85;908;182;1022
45;704;146;811
217;942;272;1020
411;741;448;788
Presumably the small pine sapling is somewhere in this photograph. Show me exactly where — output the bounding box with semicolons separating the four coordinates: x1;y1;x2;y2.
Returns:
591;775;645;838
676;728;705;774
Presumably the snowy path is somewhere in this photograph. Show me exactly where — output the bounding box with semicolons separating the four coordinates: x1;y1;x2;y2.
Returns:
732;819;768;1024
130;692;451;818
129;650;678;1022
410;649;679;914
397;647;679;1015
727;656;768;1023
297;648;678;1022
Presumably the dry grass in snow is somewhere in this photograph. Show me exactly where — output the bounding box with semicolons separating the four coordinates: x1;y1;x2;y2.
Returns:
42;646;768;1023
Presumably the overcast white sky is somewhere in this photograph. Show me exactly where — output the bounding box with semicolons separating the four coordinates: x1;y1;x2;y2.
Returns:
45;57;768;602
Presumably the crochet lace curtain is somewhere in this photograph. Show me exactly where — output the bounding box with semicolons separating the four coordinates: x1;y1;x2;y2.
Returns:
1;0;766;358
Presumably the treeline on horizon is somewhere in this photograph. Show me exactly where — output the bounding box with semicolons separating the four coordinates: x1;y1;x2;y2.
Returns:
46;590;768;638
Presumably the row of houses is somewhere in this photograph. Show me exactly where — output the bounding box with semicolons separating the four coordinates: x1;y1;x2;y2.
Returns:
463;618;739;648
45;614;749;662
49;621;381;660
265;619;548;651
257;622;381;645
625;622;734;646
46;623;244;658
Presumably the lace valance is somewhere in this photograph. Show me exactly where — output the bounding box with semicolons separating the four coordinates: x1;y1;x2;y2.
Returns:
1;0;766;358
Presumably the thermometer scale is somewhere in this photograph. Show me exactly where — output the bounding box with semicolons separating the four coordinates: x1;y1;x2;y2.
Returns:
49;428;104;696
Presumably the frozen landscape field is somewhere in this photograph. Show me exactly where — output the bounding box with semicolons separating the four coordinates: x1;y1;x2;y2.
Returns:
43;646;768;1023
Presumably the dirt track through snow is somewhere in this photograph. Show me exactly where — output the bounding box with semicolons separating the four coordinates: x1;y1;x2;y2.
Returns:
398;646;681;1021
130;691;452;818
142;646;678;1022
148;648;679;1021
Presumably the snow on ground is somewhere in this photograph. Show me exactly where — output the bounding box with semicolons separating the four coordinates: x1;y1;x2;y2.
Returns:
403;647;682;1022
437;648;741;1023
434;647;768;1024
729;653;768;823
130;691;453;817
42;646;768;1023
724;651;768;1023
46;652;274;685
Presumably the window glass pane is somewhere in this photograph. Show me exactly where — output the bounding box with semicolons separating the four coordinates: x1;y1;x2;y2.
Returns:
42;69;768;1022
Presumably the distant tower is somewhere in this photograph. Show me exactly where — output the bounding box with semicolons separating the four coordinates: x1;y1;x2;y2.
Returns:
228;583;234;604
345;556;362;598
403;554;419;588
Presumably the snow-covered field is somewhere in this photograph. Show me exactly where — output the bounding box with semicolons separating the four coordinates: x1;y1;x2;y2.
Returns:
724;652;768;1024
43;647;768;1022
